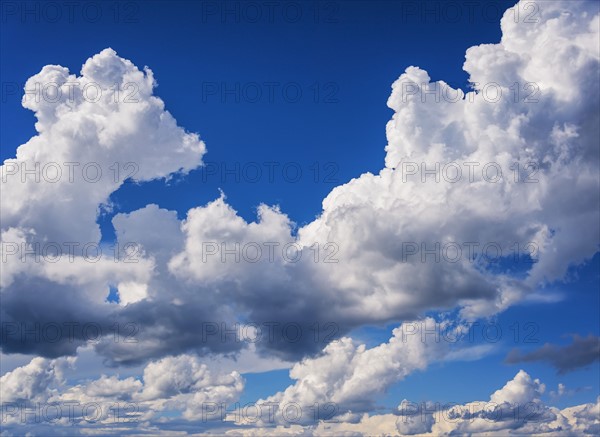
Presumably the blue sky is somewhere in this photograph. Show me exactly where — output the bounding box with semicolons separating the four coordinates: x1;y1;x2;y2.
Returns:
1;0;516;227
1;1;599;435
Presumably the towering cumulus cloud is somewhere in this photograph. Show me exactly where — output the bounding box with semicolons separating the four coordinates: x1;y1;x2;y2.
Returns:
2;48;205;244
300;0;599;320
0;0;598;434
1;48;206;359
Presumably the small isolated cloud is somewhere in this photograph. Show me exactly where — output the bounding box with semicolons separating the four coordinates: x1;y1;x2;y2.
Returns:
506;334;600;374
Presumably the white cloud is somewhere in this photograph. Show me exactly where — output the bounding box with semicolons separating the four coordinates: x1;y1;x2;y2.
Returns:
243;318;495;427
2;0;598;363
0;356;75;404
1;1;599;434
219;370;599;436
1;354;243;429
1;48;205;245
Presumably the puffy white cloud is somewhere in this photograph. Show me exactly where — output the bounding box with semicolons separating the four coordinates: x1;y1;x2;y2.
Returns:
169;196;296;283
160;0;600;361
0;356;74;404
490;369;546;405
242;318;490;426
298;0;600;320
140;354;242;402
1;47;205;244
0;49;204;359
1;347;597;435
77;374;143;400
0;50;211;362
220;370;599;436
0;1;598;434
0;354;243;430
2;0;598;364
423;370;588;436
559;398;600;436
112;203;184;265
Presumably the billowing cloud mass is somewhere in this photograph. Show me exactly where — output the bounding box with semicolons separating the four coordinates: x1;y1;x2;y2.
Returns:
249;318;447;426
0;48;207;359
1;354;244;433
2;48;205;245
1;351;598;435
299;370;600;436
1;0;599;434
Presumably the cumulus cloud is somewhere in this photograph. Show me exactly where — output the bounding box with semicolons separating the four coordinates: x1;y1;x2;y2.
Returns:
1;0;599;434
230;371;598;436
0;341;597;435
247;318;441;425
299;0;600;320
0;48;206;359
395;370;596;436
506;334;600;374
2;0;598;364
151;0;600;367
0;356;74;404
225;317;504;428
0;354;243;432
212;371;600;436
1;47;205;244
